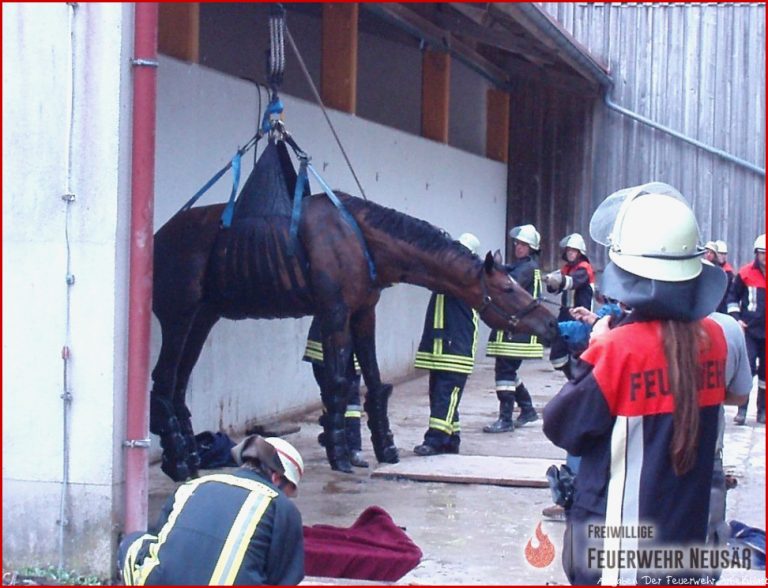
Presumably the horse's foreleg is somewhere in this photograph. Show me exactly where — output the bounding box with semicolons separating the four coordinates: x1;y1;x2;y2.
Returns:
351;308;399;464
150;311;199;482
172;306;220;478
320;316;355;473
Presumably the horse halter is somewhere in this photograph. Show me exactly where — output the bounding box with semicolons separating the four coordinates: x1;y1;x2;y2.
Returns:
478;270;542;328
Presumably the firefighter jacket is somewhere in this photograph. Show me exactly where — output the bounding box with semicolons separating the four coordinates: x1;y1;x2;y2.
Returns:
124;469;304;585
543;315;729;585
303;316;360;373
486;255;544;358
414;293;479;374
716;263;735;314
549;259;595;321
726;259;766;340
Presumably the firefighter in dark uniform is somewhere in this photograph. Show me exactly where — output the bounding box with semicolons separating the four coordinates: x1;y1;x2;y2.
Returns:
727;233;766;425
483;224;543;433
544;233;595;379
413;233;481;456
705;240;734;314
303;317;368;467
119;435;305;585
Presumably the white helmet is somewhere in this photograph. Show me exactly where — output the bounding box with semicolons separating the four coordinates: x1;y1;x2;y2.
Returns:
509;224;541;251
703;241;718;254
264;437;304;487
458;232;481;255
590;182;703;282
715;240;728;255
559;233;588;256
232;435;304;488
755;234;766;252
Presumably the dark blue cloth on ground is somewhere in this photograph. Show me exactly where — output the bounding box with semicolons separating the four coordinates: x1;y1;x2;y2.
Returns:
194;431;238;468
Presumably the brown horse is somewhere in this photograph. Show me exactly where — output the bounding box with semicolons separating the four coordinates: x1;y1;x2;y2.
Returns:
151;192;559;480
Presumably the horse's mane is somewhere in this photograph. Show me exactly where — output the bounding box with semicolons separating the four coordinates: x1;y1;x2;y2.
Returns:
340;192;475;262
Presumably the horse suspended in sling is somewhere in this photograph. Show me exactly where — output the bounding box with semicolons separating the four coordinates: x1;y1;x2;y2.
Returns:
151;190;559;481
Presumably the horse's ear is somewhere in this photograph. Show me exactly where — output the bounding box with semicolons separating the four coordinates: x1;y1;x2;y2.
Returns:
493;249;503;265
484;251;495;274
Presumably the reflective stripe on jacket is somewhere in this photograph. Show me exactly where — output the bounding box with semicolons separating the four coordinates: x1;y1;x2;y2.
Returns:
726;260;766;339
124;470;304;585
414;293;479;374
487;258;544;358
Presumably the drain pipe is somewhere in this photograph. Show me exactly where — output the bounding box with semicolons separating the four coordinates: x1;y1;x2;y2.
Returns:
513;3;765;177
510;4;765;176
603;90;765;177
124;2;158;534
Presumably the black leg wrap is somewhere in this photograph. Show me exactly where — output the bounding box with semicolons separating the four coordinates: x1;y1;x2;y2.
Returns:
364;384;399;464
323;414;352;473
151;397;193;481
149;396;177;435
158;419;190;482
178;417;201;476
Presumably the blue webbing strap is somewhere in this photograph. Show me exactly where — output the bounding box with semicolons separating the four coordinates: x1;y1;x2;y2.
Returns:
218;151;242;229
307;163;377;283
288;157;308;256
178;132;259;215
261;95;284;135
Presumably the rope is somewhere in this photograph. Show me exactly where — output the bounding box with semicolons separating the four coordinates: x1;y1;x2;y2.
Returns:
284;24;368;201
59;1;77;572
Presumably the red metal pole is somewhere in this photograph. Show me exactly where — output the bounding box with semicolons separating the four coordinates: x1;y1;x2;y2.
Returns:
125;2;158;534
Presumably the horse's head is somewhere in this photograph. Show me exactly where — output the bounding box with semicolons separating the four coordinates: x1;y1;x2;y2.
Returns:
475;252;559;345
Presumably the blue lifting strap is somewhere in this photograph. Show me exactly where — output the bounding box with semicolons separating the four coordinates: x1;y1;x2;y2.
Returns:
307;163;377;283
178;133;259;218
287;157;308;256
282;132;377;283
218;151;242;229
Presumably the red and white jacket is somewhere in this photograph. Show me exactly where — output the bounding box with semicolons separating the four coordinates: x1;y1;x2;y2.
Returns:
544;316;728;585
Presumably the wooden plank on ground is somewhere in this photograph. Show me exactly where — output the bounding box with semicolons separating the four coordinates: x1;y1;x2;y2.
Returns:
371;454;553;488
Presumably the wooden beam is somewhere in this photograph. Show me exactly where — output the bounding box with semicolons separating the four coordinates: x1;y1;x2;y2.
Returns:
421;49;450;143
321;3;359;114
363;3;509;89
489;3;610;85
486;88;509;162
441;5;556;66
158;3;199;63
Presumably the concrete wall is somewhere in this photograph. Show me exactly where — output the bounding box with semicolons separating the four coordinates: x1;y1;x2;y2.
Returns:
3;3;133;573
153;57;508;452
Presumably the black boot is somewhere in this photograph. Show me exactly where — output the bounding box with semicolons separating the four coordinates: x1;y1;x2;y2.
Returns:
447;433;461;454
515;384;539;426
483;391;515;433
757;388;765;425
734;405;747;426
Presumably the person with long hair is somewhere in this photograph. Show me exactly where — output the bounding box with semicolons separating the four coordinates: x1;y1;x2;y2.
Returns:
542;183;749;585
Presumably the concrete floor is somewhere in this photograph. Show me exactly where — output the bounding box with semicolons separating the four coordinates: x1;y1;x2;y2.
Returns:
149;357;766;585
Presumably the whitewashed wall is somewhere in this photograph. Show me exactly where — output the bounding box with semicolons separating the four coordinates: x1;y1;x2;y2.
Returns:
153;57;508;450
3;3;133;574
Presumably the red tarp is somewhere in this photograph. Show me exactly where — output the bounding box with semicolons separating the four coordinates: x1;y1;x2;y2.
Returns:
303;506;423;582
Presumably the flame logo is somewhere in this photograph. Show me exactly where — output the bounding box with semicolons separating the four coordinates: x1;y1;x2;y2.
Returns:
524;522;555;568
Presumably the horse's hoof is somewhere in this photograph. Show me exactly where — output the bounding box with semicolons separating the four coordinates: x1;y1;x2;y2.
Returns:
186;450;201;470
161;458;191;482
330;459;353;474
